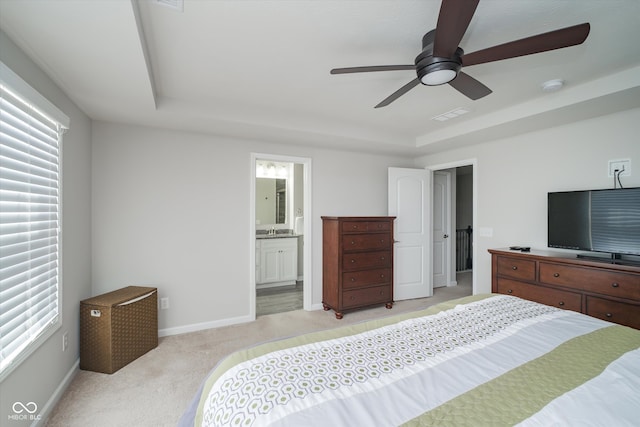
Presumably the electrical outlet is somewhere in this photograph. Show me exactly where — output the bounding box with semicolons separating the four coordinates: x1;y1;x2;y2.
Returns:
160;297;170;310
608;159;631;177
62;331;68;352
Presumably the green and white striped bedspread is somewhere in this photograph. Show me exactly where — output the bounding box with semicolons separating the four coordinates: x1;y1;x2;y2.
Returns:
187;294;640;426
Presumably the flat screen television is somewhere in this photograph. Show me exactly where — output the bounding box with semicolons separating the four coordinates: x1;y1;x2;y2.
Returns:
548;187;640;260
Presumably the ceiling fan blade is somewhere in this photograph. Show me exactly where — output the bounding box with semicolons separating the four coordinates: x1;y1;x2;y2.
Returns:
375;78;421;108
448;71;492;100
461;23;590;67
433;0;480;58
331;65;415;74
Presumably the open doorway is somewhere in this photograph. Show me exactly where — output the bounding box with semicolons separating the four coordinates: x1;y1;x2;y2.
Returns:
430;162;475;296
453;165;473;291
249;154;312;320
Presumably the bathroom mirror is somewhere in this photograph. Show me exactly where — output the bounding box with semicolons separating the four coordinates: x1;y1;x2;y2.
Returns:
256;178;287;225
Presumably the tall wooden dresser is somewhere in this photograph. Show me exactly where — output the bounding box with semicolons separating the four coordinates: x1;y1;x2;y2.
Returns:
322;216;395;319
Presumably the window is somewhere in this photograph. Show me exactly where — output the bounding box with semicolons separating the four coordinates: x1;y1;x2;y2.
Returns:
0;62;69;380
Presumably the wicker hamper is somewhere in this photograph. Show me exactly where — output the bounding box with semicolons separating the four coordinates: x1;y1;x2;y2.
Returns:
80;286;158;374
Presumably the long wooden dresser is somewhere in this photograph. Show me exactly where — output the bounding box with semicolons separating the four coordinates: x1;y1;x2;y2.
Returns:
322;216;395;319
489;248;640;329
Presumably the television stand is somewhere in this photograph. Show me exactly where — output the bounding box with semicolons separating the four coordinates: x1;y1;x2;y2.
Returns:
489;248;640;330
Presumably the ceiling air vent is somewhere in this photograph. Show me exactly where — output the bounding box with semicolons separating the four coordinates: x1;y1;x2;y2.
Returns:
431;107;470;122
155;0;183;12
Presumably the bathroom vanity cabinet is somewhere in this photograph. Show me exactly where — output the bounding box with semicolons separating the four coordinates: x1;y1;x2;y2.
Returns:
256;237;298;287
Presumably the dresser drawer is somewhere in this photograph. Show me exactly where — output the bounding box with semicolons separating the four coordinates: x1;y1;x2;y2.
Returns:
497;278;582;311
540;262;640;299
342;251;391;270
496;256;536;281
343;268;391;290
342;285;391;309
342;221;391;233
343;233;391;252
586;296;640;329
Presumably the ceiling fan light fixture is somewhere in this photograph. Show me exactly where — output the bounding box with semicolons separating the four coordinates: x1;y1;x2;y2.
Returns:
416;58;461;86
421;69;457;86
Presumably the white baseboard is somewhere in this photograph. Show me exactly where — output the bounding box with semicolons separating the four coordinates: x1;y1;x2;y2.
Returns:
158;314;253;337
256;281;296;290
159;305;327;337
34;359;79;427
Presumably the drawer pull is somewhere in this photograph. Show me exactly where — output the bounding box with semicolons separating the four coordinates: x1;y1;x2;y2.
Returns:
350;278;355;282
606;313;613;318
351;241;355;245
380;274;385;278
558;301;565;306
512;266;518;270
350;259;356;263
380;256;385;261
380;239;385;243
507;289;513;294
611;283;620;288
379;291;384;295
553;273;560;278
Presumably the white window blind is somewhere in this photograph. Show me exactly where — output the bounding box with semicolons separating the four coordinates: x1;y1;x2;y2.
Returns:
0;62;69;379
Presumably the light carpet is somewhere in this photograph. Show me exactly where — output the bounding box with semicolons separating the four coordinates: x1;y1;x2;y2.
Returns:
45;275;472;427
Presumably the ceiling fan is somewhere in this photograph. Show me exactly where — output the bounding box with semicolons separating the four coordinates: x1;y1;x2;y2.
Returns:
330;0;590;108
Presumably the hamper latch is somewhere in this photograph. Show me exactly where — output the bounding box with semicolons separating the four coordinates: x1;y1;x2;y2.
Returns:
91;310;101;317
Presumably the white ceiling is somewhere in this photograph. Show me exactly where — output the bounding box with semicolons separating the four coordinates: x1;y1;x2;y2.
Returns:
1;0;639;155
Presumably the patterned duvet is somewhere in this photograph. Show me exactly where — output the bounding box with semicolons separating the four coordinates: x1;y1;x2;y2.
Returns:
179;294;640;426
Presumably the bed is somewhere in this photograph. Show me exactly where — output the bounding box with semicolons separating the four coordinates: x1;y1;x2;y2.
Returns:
179;294;640;426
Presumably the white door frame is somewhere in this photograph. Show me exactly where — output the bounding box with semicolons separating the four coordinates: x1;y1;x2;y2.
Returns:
427;159;477;295
249;153;312;321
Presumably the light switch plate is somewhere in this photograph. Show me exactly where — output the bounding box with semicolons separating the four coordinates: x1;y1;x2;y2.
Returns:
478;227;493;237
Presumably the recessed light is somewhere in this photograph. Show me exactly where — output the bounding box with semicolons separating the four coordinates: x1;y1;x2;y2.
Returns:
541;79;564;92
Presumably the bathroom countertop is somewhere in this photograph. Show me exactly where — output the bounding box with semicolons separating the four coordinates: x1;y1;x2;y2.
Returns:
256;233;300;239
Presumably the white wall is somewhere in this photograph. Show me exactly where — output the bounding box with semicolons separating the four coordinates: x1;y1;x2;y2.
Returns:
0;31;92;424
91;121;415;333
417;108;640;294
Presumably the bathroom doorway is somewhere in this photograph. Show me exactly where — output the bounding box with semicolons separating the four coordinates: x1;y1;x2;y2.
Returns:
249;153;312;319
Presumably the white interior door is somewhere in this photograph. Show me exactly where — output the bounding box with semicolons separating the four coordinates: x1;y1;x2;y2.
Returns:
388;167;432;300
433;171;451;288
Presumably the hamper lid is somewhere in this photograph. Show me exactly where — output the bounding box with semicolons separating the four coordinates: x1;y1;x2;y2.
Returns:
81;286;157;307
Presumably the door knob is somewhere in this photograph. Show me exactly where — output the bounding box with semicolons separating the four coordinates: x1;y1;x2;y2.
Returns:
443;234;449;238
